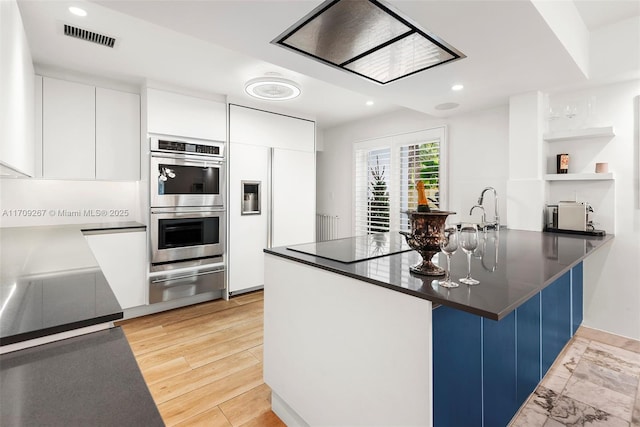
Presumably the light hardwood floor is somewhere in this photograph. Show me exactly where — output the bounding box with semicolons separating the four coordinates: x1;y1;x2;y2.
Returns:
117;291;284;427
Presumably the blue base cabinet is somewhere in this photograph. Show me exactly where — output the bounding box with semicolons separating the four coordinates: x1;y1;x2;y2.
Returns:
433;263;583;427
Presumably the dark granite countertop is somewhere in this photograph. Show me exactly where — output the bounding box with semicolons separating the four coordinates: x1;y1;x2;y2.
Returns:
265;229;613;320
0;327;164;426
0;224;142;345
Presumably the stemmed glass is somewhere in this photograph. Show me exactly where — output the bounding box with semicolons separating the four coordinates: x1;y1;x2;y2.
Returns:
459;223;480;285
439;227;459;288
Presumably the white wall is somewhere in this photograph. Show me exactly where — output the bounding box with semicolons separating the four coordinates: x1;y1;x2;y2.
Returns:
317;106;509;237
547;80;640;340
0;0;35;177
0;179;142;227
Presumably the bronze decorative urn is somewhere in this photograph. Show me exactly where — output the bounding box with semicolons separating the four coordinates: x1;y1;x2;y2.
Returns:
400;210;456;276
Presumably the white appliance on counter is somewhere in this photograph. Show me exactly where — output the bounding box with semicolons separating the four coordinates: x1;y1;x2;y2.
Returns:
228;105;316;295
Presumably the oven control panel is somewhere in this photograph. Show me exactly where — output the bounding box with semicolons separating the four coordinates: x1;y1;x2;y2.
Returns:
158;139;220;155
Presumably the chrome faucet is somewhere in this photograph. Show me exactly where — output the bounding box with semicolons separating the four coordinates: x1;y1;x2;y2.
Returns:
478;187;499;229
469;205;486;226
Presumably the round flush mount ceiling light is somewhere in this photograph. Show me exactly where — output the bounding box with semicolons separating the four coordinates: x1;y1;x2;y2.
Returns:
69;6;87;16
451;84;464;91
435;102;460;110
245;77;301;101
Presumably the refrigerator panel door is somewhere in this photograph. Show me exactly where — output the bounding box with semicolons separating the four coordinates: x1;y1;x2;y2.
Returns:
229;143;270;292
272;148;316;248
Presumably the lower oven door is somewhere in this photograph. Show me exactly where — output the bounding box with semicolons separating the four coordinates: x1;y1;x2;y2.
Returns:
151;208;225;265
149;264;225;304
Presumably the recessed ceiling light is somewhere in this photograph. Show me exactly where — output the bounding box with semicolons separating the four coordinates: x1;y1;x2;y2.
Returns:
272;0;465;85
68;7;87;17
245;77;301;101
366;100;374;106
435;102;459;110
451;84;464;91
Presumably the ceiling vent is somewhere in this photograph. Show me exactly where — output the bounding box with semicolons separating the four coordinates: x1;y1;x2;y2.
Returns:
273;0;465;85
63;24;116;48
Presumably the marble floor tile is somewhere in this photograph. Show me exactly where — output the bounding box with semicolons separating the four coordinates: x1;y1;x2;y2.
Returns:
577;328;640;356
632;378;640;425
530;386;560;416
543;417;566;427
563;375;634;421
572;358;640;396
512;330;640;427
548;394;629;427
555;337;591;378
510;404;551;427
542;367;571;394
582;341;640;376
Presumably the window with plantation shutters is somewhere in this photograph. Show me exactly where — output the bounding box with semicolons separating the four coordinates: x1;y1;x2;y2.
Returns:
399;140;440;231
353;128;446;236
354;146;391;235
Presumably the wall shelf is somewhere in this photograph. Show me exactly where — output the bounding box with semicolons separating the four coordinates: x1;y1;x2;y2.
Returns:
545;173;614;181
543;126;615;142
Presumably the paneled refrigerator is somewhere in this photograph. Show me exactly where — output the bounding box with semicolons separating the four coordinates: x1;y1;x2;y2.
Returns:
228;105;315;294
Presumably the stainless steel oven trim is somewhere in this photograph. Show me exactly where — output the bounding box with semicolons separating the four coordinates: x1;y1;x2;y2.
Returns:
148;264;225;304
150;265;225;284
149;134;226;158
150;208;226;265
151;154;226;208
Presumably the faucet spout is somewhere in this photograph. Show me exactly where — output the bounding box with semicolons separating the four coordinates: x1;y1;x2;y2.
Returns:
478;187;499;228
469;205;486;225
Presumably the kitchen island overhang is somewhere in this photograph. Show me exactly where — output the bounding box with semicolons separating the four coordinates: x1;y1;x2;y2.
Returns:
262;229;613;426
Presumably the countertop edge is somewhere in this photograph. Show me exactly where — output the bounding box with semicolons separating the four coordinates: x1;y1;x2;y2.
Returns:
0;312;123;346
265;232;614;321
264;249;504;320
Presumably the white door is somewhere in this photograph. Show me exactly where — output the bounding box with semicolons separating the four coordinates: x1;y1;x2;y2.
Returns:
42;77;95;179
272;148;316;247
96;88;140;180
228;142;269;293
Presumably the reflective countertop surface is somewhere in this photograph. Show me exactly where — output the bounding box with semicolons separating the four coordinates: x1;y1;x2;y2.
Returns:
265;229;613;320
0;223;143;345
287;232;410;263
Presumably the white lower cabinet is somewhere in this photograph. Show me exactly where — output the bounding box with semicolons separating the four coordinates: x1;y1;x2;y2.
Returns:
85;231;147;309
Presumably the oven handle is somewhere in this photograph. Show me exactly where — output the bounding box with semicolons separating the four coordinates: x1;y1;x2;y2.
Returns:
151;267;224;284
151;153;224;165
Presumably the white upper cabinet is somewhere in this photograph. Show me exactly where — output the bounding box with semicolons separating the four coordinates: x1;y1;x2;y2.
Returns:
40;76;141;180
42;77;96;179
229;104;315;152
147;88;226;141
96;87;140;180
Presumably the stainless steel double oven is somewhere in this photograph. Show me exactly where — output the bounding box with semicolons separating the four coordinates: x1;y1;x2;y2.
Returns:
149;135;226;304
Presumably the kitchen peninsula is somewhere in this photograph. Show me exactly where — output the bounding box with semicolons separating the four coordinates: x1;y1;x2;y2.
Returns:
0;223;163;426
263;229;613;426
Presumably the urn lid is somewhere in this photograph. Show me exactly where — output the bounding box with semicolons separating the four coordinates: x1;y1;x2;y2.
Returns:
404;210;456;216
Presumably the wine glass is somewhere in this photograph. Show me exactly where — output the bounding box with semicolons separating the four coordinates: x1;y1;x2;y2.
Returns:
459;223;480;285
439;227;459;288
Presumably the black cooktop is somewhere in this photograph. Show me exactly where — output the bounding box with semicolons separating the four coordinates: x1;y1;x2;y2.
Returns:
287;232;410;263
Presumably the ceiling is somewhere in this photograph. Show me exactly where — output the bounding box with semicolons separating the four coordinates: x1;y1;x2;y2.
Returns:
17;0;640;130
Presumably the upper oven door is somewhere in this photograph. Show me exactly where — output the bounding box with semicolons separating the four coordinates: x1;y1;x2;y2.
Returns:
151;153;225;208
